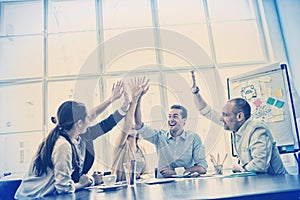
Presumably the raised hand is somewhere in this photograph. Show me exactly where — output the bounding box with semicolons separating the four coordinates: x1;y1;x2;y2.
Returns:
111;81;124;102
128;77;150;99
139;77;150;97
191;70;196;88
120;90;130;113
131;86;144;102
191;70;199;94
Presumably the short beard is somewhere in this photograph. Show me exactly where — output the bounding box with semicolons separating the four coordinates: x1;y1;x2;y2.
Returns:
169;127;177;135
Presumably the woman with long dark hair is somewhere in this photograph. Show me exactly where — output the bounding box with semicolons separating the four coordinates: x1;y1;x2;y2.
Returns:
15;82;129;198
15;101;92;198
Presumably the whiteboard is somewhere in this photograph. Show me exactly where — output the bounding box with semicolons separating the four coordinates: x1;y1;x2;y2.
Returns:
227;62;299;151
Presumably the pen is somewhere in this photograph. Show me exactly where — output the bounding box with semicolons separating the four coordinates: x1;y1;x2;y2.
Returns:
210;154;218;166
222;153;228;165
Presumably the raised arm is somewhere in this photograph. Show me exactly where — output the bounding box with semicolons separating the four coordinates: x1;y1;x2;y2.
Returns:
191;71;222;125
191;70;208;111
115;91;132;147
134;77;150;130
89;81;124;122
115;78;144;147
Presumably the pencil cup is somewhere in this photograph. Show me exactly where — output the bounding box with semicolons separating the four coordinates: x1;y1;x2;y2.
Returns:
123;160;136;187
214;165;223;175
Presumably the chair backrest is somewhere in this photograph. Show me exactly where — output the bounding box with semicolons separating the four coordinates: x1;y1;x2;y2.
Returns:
0;179;22;200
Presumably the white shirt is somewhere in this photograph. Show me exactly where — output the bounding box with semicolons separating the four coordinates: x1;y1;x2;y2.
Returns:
15;136;76;199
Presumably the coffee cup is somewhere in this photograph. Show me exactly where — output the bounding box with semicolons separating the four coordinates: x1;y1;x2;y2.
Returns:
175;167;185;176
102;174;117;187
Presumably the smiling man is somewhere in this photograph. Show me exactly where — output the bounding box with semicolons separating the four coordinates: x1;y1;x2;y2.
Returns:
135;89;207;178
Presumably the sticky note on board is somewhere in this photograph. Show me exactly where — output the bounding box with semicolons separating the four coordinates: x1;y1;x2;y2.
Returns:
261;88;272;97
286;145;295;152
253;99;262;107
272;107;284;115
266;97;276;105
274;100;285;108
266;115;284;122
274;89;283;97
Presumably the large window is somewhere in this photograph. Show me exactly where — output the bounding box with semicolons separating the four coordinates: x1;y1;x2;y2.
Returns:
0;0;272;174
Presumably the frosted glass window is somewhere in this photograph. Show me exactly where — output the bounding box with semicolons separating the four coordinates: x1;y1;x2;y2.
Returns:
48;0;96;33
0;1;43;36
207;0;255;20
0;36;43;80
103;29;157;72
47;79;101;132
0;82;43;133
160;25;212;67
0;132;43;173
211;21;264;64
157;0;206;25
165;70;226;147
47;31;98;76
102;0;152;29
165;71;212;119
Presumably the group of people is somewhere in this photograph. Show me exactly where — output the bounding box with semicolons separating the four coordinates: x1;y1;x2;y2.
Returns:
15;73;287;199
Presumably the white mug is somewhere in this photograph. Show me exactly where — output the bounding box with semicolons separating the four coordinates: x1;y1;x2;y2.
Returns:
102;174;117;186
175;167;185;176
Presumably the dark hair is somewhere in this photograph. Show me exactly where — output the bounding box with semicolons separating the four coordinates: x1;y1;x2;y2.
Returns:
229;98;251;120
32;101;87;181
170;105;188;119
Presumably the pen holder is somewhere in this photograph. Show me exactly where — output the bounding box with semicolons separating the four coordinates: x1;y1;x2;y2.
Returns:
214;165;223;175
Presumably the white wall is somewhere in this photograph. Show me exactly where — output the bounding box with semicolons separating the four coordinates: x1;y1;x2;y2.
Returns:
263;0;300;94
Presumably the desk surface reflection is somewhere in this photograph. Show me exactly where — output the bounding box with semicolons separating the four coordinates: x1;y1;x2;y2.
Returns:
38;174;300;200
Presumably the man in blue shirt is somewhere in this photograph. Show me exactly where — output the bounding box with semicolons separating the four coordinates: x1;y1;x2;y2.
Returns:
134;79;207;178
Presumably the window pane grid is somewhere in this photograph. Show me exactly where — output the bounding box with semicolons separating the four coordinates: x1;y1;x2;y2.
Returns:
47;0;96;33
206;0;256;21
0;0;272;174
0;0;44;36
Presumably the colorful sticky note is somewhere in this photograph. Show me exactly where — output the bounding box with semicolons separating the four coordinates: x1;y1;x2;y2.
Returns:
274;89;283;97
274;100;285;108
266;97;276;105
253;99;262;107
286;145;295;152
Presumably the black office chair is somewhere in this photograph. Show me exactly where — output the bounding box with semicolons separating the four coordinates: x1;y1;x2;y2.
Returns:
0;179;22;200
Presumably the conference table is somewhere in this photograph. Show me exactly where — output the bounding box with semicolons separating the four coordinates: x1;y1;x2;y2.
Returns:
40;173;300;200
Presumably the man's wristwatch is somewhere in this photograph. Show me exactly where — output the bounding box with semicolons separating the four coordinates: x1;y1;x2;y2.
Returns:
192;86;200;94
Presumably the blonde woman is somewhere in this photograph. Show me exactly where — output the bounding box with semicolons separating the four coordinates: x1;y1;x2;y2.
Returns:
112;77;149;182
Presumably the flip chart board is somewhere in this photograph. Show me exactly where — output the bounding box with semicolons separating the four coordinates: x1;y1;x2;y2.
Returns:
227;62;299;152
